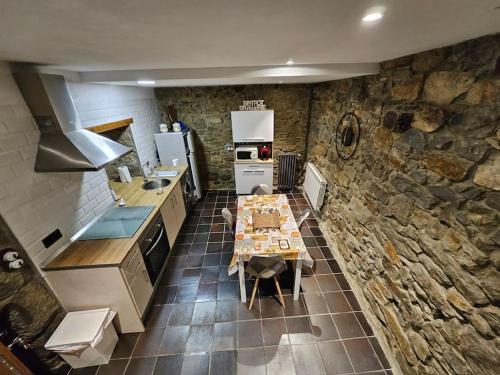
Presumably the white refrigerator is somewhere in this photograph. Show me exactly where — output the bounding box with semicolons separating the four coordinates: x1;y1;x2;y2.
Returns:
154;130;202;200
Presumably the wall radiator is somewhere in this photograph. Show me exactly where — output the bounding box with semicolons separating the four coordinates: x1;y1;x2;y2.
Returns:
303;162;327;211
278;152;298;191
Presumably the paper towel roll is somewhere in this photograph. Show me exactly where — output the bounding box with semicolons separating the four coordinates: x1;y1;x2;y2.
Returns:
117;166;132;183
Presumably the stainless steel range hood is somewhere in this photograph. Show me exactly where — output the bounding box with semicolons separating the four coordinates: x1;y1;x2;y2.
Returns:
13;71;132;172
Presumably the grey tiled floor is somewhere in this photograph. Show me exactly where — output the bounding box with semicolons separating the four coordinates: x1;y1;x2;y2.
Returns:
70;190;391;375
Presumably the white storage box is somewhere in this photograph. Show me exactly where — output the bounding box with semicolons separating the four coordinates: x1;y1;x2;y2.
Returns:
45;308;118;369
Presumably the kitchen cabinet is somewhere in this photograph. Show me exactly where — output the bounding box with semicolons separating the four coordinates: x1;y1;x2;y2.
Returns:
231;110;274;143
123;245;153;317
160;180;186;245
234;162;273;194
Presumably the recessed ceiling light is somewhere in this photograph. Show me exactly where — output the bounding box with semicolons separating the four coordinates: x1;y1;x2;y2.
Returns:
286;59;295;65
278;80;284;84
362;12;383;22
137;80;156;85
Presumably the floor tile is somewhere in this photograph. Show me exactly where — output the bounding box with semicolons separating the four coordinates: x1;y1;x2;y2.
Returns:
203;253;221;267
316;274;341;292
196;283;218;302
125;357;156;375
262;318;289;346
181;353;210;375
343;337;383;373
264;345;296;374
333;312;366;339
310;314;340;341
200;267;219;283
237;299;261;320
334;274;351;290
145;304;173;328
290;343;326;375
237;320;263;348
314;260;332;274
70;366;98;375
217;281;238;300
153;354;183;375
210;350;237;375
317;340;354;374
236;347;266;375
153;286;177;305
286;316;314;344
186;255;204;268
259;297;285;318
169;303;195;326
356;312;374;336
190;242;207;254
159;325;190;355
161;269;184;286
191;301;216;325
111;333;139;359
181;268;202;285
323;292;352;313
302;293;329;315
193;233;210;243
344;290;361;311
206;242;223;254
215;300;237;322
300;277;320;293
132;328;164;357
370;337;391;369
283;295;308;317
96;359;128;375
213;322;237;351
175;285;199;303
185;325;213;353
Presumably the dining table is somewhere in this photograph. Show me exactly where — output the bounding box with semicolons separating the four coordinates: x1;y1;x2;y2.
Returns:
228;194;314;302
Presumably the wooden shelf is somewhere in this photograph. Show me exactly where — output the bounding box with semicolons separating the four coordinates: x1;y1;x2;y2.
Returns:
87;118;134;133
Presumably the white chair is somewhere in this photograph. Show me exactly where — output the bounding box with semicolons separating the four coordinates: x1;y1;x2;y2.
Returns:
251;184;272;195
221;208;235;237
296;208;310;230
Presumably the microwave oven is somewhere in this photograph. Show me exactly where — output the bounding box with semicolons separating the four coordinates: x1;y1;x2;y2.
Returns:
235;146;258;160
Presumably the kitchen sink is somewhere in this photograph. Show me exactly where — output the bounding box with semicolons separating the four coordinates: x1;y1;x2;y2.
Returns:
142;179;171;190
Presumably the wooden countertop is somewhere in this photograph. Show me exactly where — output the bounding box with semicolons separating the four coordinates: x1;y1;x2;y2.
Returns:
43;166;188;271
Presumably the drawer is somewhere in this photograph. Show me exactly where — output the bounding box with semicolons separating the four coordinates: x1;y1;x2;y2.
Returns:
122;245;142;283
234;163;273;195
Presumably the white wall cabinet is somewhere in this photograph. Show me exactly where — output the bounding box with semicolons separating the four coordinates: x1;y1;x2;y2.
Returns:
234;163;273;194
231;110;274;143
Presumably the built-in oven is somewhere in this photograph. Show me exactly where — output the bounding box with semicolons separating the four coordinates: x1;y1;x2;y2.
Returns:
138;213;169;286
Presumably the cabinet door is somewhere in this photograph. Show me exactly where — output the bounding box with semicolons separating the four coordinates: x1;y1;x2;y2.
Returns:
231;110;274;142
161;196;178;246
234;163;273;194
172;181;186;228
129;259;153;317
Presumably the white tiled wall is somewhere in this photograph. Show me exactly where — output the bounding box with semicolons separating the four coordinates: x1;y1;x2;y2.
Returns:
68;81;161;167
0;63;160;271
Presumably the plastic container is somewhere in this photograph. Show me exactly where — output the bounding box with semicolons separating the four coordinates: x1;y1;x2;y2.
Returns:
45;308;117;369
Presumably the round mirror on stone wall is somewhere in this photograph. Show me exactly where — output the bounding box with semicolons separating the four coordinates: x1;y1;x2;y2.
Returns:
335;112;361;160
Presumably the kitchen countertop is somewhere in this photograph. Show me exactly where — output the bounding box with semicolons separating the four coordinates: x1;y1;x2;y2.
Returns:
43;165;188;271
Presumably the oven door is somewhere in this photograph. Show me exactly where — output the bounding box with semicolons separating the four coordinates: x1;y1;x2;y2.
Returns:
142;224;169;286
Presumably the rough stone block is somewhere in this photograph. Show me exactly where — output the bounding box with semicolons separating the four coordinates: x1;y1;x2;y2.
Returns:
423;71;475;105
424;153;474;182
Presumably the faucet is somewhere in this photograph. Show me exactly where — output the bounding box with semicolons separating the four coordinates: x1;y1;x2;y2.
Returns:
142;161;155;182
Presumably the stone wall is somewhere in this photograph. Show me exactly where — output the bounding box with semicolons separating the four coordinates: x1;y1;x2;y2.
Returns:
101;126;142;181
306;34;500;375
155;85;310;189
0;215;67;374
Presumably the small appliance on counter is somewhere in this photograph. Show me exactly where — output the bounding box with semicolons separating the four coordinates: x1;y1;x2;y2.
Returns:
235;146;258;161
258;145;271;160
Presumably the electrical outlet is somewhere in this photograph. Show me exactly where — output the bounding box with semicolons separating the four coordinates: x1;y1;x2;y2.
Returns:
224;144;234;152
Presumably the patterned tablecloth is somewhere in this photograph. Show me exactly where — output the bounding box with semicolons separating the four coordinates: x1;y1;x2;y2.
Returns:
228;194;314;275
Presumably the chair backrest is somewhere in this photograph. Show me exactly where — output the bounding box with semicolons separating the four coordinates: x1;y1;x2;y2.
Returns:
221;208;234;235
247;254;286;278
251;184;272;195
296;208;311;230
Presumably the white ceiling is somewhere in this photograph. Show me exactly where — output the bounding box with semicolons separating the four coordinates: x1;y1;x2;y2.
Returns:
1;0;499;86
